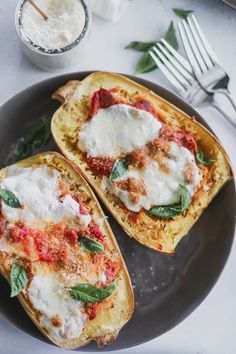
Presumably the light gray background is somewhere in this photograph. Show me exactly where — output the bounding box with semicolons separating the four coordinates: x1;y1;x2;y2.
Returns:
0;0;236;353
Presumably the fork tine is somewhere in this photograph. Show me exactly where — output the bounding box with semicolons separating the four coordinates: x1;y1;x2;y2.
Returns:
191;15;219;64
156;42;193;82
149;50;187;93
187;16;213;69
152;46;191;88
178;22;201;75
181;20;208;73
160;39;193;74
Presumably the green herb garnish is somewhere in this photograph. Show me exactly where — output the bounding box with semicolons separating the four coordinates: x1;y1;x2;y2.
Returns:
0;189;21;208
147;185;191;219
196;148;215;165
125;41;157;52
10;264;28;297
70;283;115;303
15;116;51;160
173;8;194;20
109;158;129;181
126;21;178;74
80;237;104;253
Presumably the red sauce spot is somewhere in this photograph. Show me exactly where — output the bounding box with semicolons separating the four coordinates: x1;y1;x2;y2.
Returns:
88;222;104;241
10;224;32;256
104;259;119;284
86;302;99;320
72;195;88;216
133;99;157;117
0;214;5;237
33;230;68;263
10;224;29;243
78;200;87;215
157;243;163;251
89;88;118;117
84;154;115;177
128;211;139;223
159;124;197;154
174;130;198;154
64;228;78;246
22;236;31;256
52;223;64;232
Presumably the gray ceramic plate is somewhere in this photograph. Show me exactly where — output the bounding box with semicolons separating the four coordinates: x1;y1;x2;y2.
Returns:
0;72;235;351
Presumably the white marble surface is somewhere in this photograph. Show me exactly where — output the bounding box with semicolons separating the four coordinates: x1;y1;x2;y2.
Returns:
0;0;236;353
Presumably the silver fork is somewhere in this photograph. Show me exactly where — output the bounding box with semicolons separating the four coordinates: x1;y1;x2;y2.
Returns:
178;15;236;112
149;39;236;129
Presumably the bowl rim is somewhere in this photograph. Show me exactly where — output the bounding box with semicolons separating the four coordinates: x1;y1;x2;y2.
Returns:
15;0;91;56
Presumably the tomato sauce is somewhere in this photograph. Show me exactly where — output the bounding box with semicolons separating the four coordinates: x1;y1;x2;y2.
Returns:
84;154;115;177
159;124;197;154
83;221;104;242
133;98;157;117
9;223;70;263
89;88;118;117
156;243;163;251
104;259;119;284
0;214;5;237
33;230;69;263
64;228;78;246
86;302;100;320
10;224;29;243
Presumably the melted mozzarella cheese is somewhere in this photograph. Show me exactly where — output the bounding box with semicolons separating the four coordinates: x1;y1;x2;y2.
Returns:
28;273;87;341
103;142;201;212
0;166;91;228
78;104;162;157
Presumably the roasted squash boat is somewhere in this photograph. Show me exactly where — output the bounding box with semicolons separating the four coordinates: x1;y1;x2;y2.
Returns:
51;72;232;253
0;152;134;349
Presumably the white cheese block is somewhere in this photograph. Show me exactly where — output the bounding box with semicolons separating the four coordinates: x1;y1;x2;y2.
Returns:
103;142;202;212
0;166;91;228
78;104;162;157
28;273;87;342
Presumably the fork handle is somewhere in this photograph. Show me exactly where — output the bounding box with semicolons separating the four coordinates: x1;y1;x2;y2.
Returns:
222;91;236;113
212;100;236;129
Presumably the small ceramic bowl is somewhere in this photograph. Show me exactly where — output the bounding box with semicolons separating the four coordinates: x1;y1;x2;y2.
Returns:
15;0;91;71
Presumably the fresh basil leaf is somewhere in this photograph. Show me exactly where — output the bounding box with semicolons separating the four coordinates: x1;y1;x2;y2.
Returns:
0;189;21;208
147;184;191;219
164;21;178;50
80;237;104;253
10;264;28;297
148;205;183;218
135;21;178;74
179;184;191;210
125;40;157;52
173;8;193;20
136;51;157;74
70;283;115;303
15;116;51;160
196;148;215;165
109;158;129;181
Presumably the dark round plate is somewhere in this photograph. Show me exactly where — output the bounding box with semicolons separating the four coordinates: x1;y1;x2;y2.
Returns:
0;72;235;351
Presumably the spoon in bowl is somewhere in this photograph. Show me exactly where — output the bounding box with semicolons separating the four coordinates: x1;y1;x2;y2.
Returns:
27;0;48;20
